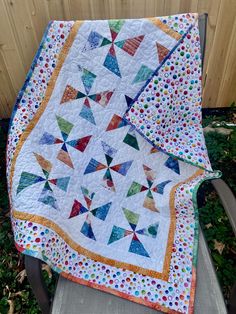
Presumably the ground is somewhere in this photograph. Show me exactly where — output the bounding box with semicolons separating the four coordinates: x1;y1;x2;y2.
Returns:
0;108;235;313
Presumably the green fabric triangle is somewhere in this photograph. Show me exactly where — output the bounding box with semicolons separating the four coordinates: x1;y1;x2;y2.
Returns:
56;115;73;137
108;20;125;33
101;38;112;46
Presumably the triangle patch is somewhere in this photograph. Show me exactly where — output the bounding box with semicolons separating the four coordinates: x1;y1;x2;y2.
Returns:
156;42;170;63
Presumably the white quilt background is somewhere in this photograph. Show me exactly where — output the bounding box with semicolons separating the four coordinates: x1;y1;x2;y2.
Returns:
13;19;198;273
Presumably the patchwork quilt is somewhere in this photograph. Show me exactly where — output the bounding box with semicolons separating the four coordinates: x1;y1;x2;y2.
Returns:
7;13;220;314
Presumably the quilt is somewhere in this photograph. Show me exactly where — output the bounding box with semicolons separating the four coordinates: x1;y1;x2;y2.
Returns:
7;13;220;314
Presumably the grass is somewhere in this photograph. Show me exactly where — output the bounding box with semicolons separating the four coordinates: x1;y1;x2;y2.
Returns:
0;110;235;313
198;108;236;302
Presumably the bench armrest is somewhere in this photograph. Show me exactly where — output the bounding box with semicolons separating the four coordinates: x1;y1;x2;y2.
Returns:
211;179;236;236
211;179;236;314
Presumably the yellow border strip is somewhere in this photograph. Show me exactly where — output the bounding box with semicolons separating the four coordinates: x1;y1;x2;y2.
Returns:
148;18;182;40
13;168;203;280
188;266;196;314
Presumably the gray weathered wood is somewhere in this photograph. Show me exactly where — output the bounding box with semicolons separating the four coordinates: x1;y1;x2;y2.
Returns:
24;255;51;314
198;13;207;68
212;179;236;236
51;228;227;314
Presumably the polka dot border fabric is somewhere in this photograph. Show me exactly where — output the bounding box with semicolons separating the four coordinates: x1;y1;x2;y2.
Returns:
159;13;197;36
124;21;212;171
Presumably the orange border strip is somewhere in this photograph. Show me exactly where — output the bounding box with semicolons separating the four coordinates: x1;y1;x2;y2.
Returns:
148;14;198;41
188;266;196;314
13;168;203;280
148;18;182;40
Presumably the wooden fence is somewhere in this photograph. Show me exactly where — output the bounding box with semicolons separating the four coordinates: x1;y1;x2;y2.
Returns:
0;0;236;118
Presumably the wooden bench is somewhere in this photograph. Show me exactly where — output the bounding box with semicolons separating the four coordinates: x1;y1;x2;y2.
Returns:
24;15;236;314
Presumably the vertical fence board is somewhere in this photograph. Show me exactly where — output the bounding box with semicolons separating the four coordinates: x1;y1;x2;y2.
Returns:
164;0;181;15
127;0;165;18
28;0;50;43
164;0;198;15
0;0;236;117
0;0;26;98
68;0;103;20
62;0;72;20
197;0;221;103
47;0;66;20
0;52;15;118
179;0;198;13
217;17;236;107
104;0;131;19
202;0;236;107
4;0;39;72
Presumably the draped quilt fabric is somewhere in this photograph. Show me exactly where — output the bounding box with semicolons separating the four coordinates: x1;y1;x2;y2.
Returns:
8;13;219;314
